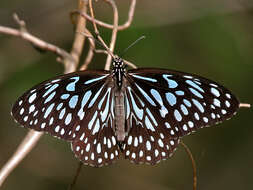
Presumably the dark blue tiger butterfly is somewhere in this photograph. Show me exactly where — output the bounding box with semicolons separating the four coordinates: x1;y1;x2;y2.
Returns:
11;57;240;167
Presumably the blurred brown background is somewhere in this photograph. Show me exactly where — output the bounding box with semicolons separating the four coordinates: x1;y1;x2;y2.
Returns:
0;0;252;189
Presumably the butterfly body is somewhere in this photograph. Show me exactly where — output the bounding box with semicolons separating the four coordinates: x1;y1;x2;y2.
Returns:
11;59;240;167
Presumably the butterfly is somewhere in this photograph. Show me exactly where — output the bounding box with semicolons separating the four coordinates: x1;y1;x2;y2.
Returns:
11;57;240;167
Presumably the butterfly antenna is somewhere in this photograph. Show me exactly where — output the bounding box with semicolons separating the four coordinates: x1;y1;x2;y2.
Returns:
120;35;146;57
77;31;115;58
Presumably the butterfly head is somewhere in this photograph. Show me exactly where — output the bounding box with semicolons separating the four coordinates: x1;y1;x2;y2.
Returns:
112;57;126;88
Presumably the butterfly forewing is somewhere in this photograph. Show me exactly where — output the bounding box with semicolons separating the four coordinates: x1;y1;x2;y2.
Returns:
11;70;113;141
126;68;239;137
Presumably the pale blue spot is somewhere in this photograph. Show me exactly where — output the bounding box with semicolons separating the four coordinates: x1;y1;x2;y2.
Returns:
145;116;155;132
165;122;171;129
136;84;156;106
213;98;221;107
43;84;59;97
183;99;192;107
61;94;70;100
88;85;105;108
65;113;72;125
189;88;203;99
59;108;66;119
56;103;63;111
44;91;56;103
44;103;55;118
132;74;157;82
69;95;79;109
165;92;177;106
77;109;85;120
192;99;204;113
84;75;108;85
146;140;151;150
81;91;92;107
66;76;79;92
29;92;37;103
163;74;178;88
175;90;184;96
174;109;182;121
180;104;188;115
186;80;204;92
194;112;200;120
146;108;158;126
211;87;220;97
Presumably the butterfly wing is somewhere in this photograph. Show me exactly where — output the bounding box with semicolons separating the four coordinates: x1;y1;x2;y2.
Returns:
122;68;239;164
11;70;120;167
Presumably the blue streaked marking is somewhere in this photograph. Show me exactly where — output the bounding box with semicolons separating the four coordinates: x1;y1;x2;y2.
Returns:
132;74;157;82
84;75;108;85
192;99;204;113
44;103;55;118
101;89;111;122
29;92;37;103
128;87;143;120
88;111;98;130
125;95;130;119
69;95;79;109
150;89;163;106
146;108;158;126
66;77;79;92
88;85;104;108
145;116;155;132
163;74;178;88
135;84;156;106
189;87;203;99
44;91;56;103
165;92;177;106
92;119;100;135
43;84;59;97
186;80;204;92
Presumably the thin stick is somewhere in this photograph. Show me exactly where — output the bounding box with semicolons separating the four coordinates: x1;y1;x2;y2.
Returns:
68;0;89;70
0;131;42;187
80;30;95;70
239;103;251;108
72;0;136;30
104;0;119;70
180;141;197;190
0;15;73;65
68;161;83;190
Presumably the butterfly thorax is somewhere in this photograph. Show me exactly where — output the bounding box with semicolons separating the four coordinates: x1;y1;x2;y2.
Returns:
112;57;126;89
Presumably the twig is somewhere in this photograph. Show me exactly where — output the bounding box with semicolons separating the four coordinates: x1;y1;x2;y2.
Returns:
0;15;74;66
80;29;95;70
72;0;136;30
104;0;119;70
68;0;89;71
180;141;197;190
68;161;83;190
239;103;251;108
0;131;42;187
